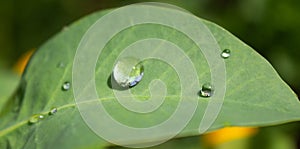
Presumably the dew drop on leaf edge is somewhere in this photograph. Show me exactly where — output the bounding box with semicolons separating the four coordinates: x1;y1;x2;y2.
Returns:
221;49;231;59
28;114;44;124
112;57;144;88
199;83;214;98
62;82;71;91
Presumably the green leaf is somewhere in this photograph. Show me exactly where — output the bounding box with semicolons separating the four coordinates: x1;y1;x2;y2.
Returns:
0;5;299;149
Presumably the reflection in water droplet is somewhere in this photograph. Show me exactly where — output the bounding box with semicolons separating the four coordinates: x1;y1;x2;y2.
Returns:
221;49;231;59
113;57;144;88
49;107;58;115
29;114;44;124
199;83;213;97
62;82;71;91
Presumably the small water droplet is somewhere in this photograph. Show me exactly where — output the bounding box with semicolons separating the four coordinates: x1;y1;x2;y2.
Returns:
62;82;71;91
199;83;214;97
28;114;44;124
221;49;231;59
113;57;144;88
56;62;65;68
49;107;58;115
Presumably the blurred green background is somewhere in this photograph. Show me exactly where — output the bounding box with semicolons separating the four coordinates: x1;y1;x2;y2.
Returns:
0;0;299;148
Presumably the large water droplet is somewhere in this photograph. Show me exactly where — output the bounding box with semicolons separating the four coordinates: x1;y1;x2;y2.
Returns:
49;107;58;115
29;114;44;124
113;57;144;88
62;82;71;91
221;49;231;59
199;83;213;97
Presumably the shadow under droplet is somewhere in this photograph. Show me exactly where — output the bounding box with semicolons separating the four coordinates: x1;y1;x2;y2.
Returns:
107;74;129;91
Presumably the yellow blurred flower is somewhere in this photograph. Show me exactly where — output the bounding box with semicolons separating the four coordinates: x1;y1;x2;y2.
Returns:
203;127;258;146
13;49;34;75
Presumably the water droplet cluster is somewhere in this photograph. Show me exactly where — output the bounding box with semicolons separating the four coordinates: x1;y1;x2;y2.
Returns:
28;107;58;124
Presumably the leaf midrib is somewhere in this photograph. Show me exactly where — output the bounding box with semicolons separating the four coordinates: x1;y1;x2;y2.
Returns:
1;92;298;139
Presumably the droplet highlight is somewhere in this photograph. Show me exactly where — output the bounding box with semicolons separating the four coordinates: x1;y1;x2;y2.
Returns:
221;49;231;59
113;57;144;88
199;83;214;97
62;82;71;91
28;114;44;124
49;107;58;115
